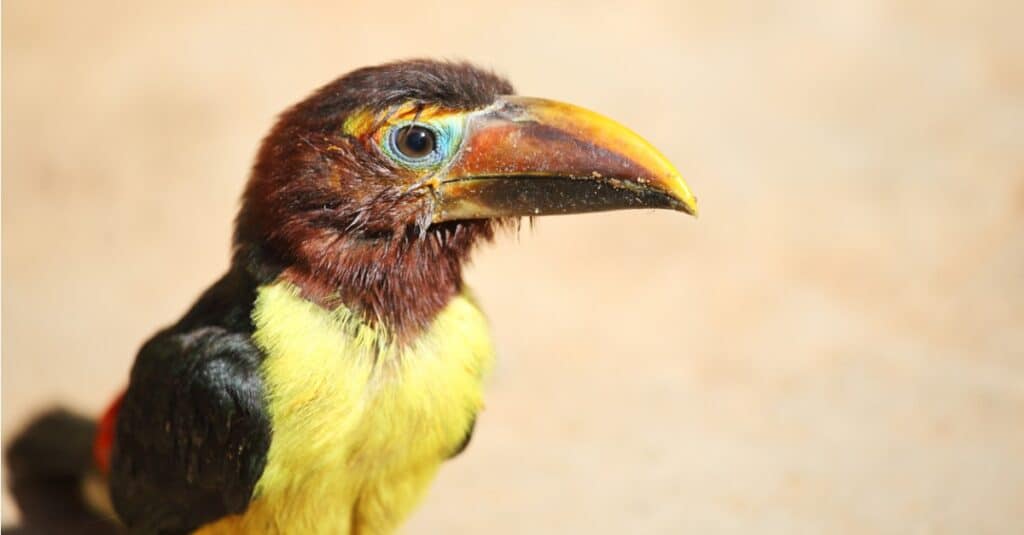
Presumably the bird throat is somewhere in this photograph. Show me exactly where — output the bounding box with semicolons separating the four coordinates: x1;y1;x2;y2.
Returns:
271;223;485;344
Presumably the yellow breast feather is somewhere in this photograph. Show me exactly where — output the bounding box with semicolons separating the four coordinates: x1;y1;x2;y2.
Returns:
196;281;493;535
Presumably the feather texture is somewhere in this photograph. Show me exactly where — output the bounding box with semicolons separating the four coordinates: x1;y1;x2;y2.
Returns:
195;281;494;534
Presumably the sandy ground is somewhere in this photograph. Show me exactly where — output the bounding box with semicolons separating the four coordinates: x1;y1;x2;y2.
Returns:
3;1;1023;533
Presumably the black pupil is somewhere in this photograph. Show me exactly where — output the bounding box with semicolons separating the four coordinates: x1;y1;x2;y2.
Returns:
396;126;435;158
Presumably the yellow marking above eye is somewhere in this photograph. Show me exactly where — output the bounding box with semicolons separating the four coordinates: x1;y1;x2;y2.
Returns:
342;103;464;139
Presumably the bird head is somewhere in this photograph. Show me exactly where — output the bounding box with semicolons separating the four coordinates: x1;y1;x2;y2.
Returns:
235;60;697;337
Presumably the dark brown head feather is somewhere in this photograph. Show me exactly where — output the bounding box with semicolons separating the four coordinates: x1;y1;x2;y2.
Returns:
288;59;513;132
233;59;515;341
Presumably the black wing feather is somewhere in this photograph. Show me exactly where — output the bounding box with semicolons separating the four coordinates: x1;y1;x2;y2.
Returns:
109;269;271;535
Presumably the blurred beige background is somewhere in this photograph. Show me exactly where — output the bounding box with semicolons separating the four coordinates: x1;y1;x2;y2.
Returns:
3;1;1023;532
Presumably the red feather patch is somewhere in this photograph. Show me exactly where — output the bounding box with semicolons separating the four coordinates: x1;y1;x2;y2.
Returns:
93;391;124;474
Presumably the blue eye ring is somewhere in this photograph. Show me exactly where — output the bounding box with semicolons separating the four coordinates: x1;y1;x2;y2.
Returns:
384;122;445;168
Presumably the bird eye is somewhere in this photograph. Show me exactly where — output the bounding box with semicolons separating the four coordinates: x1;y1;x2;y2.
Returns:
393;125;436;159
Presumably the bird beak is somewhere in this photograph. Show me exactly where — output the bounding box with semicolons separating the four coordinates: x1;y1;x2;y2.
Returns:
432;96;698;222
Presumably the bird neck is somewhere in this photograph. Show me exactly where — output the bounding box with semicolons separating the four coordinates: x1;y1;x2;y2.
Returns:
236;222;490;344
284;236;465;342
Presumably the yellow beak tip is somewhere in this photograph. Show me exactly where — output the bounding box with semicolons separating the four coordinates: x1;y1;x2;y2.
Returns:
667;179;699;218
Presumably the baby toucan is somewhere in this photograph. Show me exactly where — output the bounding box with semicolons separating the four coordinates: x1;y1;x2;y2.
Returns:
7;60;697;534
